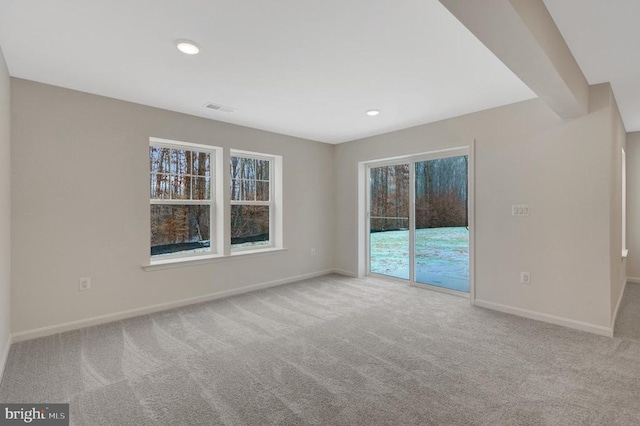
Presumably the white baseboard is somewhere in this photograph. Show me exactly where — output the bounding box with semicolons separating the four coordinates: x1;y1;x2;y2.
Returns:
626;276;640;284
0;333;12;385
331;269;358;277
474;299;613;337
612;278;629;328
11;269;335;343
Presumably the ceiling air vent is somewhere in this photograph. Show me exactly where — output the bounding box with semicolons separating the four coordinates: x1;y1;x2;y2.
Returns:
204;102;237;113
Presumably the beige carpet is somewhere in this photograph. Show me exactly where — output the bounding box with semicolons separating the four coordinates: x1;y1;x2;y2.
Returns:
1;275;640;425
614;282;640;341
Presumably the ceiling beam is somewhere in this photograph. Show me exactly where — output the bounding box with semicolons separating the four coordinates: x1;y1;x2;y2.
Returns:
439;0;589;118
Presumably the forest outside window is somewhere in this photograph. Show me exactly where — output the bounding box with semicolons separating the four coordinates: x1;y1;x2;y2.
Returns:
150;139;215;258
230;152;274;250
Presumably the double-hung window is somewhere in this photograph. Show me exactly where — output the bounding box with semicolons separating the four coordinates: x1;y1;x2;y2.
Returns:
150;138;215;257
230;151;274;250
148;139;282;265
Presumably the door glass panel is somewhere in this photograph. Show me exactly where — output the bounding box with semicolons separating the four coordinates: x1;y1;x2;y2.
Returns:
369;164;410;279
414;156;469;292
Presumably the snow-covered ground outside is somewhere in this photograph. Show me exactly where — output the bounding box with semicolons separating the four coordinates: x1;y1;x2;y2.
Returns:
370;227;469;292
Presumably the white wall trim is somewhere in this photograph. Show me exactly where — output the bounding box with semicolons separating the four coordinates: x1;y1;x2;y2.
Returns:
12;270;334;343
627;276;640;284
474;299;613;337
332;269;358;277
0;334;12;386
612;278;628;329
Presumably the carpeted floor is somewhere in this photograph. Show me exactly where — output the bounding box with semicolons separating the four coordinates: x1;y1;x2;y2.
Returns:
2;275;640;425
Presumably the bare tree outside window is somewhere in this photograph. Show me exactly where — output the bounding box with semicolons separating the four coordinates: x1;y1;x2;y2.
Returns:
150;142;213;257
230;154;272;249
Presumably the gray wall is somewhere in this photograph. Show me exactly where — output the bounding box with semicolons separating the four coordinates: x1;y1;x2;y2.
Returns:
6;76;628;337
0;47;10;371
335;84;621;331
10;78;335;334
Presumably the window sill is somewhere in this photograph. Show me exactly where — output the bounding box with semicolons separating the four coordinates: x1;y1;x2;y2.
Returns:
143;247;287;271
622;249;629;259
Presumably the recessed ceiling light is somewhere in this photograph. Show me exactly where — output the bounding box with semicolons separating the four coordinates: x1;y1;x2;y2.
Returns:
366;109;380;116
176;40;200;55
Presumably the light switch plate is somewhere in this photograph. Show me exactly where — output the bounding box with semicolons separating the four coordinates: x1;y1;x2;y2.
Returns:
512;205;530;216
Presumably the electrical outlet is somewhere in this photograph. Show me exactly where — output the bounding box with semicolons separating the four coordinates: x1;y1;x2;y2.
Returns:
520;272;531;285
311;248;316;257
79;277;92;291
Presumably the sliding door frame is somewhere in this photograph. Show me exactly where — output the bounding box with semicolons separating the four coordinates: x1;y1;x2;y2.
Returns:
363;143;475;303
365;158;413;283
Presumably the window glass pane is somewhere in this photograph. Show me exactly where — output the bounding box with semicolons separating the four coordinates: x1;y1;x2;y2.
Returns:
150;146;171;174
369;164;410;226
231;205;269;248
150;146;159;174
193;152;210;176
192;176;211;200
172;149;189;175
151;174;170;199
230;156;271;201
186;150;193;175
256;159;270;180
241;158;256;180
241;180;256;201
151;205;211;256
231;179;241;201
171;175;190;200
256;181;270;201
230;157;241;179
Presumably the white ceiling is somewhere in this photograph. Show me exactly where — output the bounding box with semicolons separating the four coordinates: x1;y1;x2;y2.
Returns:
0;0;535;144
543;0;640;132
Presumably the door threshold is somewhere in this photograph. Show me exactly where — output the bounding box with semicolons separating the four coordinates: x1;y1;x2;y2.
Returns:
367;273;469;299
410;282;469;298
368;272;411;284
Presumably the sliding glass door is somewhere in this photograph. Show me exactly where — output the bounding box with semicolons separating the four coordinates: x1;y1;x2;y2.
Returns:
369;163;410;280
414;156;468;292
367;149;469;293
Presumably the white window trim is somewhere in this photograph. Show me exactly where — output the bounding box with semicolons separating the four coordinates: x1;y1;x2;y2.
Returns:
143;247;288;271
149;137;222;261
622;148;628;259
230;149;283;253
146;141;283;270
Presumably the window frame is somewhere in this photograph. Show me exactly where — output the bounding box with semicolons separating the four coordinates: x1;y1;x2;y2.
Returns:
149;137;218;260
230;149;276;252
146;140;283;268
622;147;628;258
